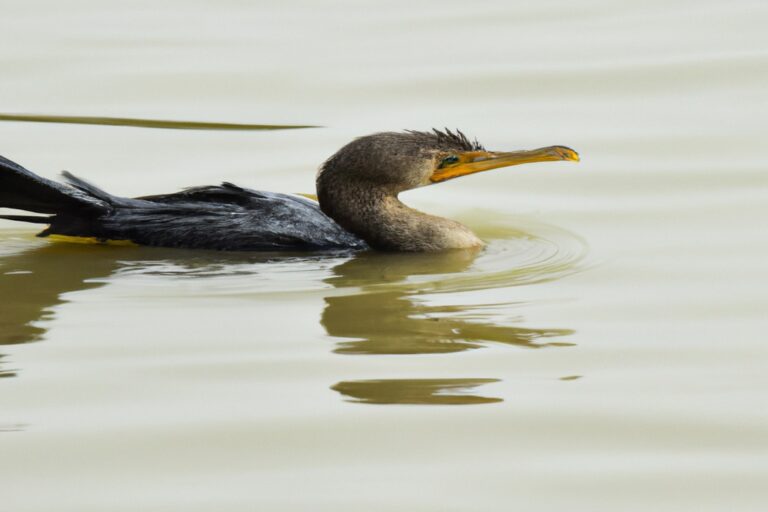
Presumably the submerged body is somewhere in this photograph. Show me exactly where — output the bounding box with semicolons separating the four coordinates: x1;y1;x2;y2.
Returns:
0;130;578;252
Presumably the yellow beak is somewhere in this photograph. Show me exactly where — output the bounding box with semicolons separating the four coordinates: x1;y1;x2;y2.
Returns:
430;145;579;183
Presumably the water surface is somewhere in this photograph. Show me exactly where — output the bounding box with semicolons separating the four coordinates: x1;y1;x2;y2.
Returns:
1;1;767;511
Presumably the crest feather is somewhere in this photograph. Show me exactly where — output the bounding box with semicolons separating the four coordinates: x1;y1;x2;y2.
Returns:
404;128;485;151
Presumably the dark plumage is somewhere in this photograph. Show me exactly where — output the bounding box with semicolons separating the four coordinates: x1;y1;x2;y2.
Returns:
0;155;364;251
405;129;485;152
0;130;578;252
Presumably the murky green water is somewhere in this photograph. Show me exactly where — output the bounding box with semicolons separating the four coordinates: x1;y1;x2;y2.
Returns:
1;1;767;510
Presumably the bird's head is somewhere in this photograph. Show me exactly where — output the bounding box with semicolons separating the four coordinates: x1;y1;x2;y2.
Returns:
317;129;579;195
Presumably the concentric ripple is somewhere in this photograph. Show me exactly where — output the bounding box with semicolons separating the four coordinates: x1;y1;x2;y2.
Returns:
104;217;587;298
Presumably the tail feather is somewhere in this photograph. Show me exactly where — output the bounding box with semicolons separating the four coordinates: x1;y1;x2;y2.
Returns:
0;155;108;215
61;170;116;204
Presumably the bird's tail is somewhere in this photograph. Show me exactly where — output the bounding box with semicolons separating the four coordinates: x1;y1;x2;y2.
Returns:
0;154;108;224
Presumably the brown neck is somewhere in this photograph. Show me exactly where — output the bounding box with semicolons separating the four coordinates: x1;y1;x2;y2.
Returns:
317;180;481;252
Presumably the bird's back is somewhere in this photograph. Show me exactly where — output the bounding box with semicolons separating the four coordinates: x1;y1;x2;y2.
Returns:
0;155;367;252
49;181;368;251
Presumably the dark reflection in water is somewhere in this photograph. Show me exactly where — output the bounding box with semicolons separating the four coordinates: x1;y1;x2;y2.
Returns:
0;239;347;381
0;240;340;346
0;242;130;381
322;250;574;355
0;243;121;346
0;231;577;409
332;378;502;405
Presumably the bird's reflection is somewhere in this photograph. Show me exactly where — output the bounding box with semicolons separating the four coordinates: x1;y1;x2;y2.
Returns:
321;248;577;404
321;249;574;355
0;242;121;346
0;241;117;381
0;235;575;408
0;239;320;378
332;378;502;405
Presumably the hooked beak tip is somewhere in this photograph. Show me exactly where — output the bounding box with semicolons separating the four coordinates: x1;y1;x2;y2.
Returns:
552;146;580;162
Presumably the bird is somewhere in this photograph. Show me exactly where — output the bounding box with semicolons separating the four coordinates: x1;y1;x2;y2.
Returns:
0;129;578;252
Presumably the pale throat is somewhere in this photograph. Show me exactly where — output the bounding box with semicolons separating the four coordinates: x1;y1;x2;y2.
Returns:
334;192;483;251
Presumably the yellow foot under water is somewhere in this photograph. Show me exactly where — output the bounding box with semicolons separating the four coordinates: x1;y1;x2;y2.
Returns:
46;235;138;247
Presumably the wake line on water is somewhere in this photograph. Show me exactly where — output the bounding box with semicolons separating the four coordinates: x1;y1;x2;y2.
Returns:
0;113;319;131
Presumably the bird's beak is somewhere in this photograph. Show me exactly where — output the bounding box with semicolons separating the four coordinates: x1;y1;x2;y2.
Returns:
430;146;579;183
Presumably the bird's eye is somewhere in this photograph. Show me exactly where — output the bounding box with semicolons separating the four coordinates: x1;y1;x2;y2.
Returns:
439;155;459;168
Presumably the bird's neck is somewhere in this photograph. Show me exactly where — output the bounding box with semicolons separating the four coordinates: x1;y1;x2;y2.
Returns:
317;182;482;251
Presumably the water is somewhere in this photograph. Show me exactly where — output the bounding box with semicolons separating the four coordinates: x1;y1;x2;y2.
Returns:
1;1;768;510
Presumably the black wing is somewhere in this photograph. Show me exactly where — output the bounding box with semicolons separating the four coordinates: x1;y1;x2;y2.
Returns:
46;178;368;252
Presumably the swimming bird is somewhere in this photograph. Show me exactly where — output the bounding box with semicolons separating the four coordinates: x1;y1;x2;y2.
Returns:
0;129;578;252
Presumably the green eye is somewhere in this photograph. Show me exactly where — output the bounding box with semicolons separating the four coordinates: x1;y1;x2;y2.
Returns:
439;155;459;168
